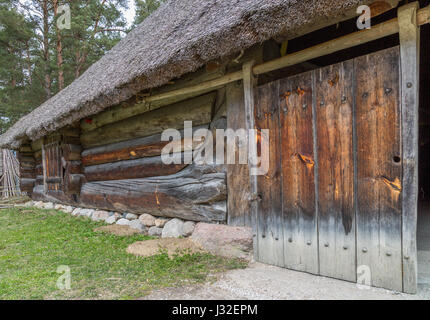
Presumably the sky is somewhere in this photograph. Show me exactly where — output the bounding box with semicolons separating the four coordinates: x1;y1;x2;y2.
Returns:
122;1;136;27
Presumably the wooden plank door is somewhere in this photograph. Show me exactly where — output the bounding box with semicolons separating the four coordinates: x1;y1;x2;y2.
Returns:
253;46;408;292
254;80;284;266
355;47;403;292
278;71;318;274
315;61;356;282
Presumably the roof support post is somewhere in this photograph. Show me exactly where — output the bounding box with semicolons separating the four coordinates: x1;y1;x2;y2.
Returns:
242;60;259;259
398;1;420;294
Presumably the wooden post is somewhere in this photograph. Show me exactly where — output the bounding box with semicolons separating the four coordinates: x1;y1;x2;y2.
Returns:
242;61;259;259
399;2;420;294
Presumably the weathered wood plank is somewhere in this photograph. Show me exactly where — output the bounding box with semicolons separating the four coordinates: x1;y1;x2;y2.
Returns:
279;71;318;274
80;67;224;132
80;93;215;148
316;60;356;282
80;164;226;222
255;80;284;267
81;125;206;166
399;2;420;294
84;154;187;181
355;46;402;292
226;81;251;227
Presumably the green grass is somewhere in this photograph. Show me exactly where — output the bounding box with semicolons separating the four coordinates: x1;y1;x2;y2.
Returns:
0;207;247;300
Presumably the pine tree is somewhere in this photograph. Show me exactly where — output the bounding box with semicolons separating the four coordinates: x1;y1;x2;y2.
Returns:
133;0;164;26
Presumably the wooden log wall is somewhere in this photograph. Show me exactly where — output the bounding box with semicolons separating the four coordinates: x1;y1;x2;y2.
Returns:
80;93;216;148
80;164;226;222
29;126;84;203
18;143;35;194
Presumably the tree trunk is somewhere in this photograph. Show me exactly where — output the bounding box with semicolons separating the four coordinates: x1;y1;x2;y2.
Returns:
54;0;64;91
42;0;51;99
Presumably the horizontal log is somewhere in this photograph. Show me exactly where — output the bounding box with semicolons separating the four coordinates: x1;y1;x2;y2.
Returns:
20;178;35;193
84;154;187;181
20;171;36;179
80;164;226;222
46;177;62;184
81;67;224;132
80;93;215;148
81;125;207;166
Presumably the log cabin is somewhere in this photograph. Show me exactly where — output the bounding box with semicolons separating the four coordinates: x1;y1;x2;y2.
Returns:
1;0;430;293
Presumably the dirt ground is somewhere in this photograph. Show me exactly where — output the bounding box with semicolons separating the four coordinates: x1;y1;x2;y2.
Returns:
94;225;143;236
142;262;430;300
127;238;204;257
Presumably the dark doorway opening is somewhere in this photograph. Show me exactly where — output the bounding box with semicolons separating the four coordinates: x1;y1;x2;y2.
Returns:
418;16;430;289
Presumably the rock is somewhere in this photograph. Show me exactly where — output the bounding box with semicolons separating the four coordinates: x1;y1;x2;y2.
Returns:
125;213;138;220
24;201;34;207
71;208;81;216
162;218;184;238
34;201;44;208
105;215;117;225
139;214;156;227
148;226;163;237
63;206;74;214
54;204;63;210
116;218;131;226
154;218;169;228
79;208;94;218
92;210;111;221
44;202;54;209
129;220;146;233
182;221;196;237
191;223;253;259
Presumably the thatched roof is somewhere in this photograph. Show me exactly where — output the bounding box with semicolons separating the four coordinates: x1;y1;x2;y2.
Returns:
0;0;368;149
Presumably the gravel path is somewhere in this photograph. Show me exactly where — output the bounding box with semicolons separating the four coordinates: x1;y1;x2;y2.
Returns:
143;262;430;300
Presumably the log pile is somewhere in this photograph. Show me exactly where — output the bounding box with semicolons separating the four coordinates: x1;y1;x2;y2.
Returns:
0;149;22;198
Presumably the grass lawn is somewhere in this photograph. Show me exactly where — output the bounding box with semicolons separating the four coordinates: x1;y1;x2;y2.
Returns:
0;207;247;300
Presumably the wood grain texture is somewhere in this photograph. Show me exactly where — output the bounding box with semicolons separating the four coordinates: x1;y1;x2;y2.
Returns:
399;3;420;294
80;164;226;222
80;93;215;148
279;71;318;274
84;154;187;181
316;60;356;282
355;46;402;292
226;81;251;227
80;68;224;132
255;80;284;267
81;125;206;166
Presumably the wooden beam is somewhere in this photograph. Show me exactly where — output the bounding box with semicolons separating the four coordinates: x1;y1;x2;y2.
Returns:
242;60;259;259
81;68;225;132
112;4;428;111
399;1;420;295
84;154;187;182
81;126;206;166
80;93;215;148
226;81;251;227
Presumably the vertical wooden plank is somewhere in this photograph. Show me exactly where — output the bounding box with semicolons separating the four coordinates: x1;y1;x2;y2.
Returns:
242;61;259;260
254;80;284;266
355;47;402;292
226;81;252;227
279;71;318;274
316;60;356;282
398;2;420;294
